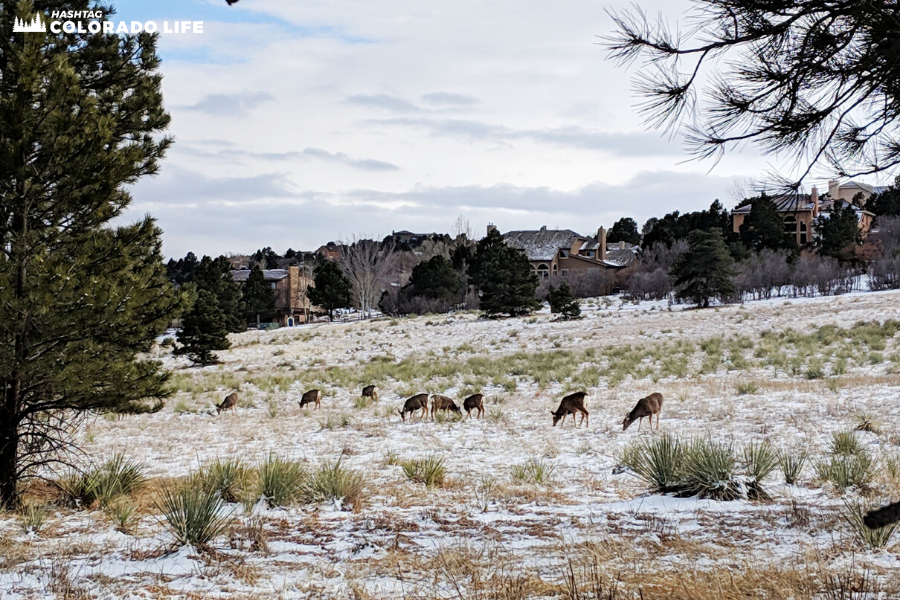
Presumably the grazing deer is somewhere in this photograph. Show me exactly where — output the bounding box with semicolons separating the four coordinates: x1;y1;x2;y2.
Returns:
217;392;238;415
398;393;428;421
463;393;485;419
298;389;322;410
361;384;378;402
622;392;664;431
430;394;461;419
551;391;589;427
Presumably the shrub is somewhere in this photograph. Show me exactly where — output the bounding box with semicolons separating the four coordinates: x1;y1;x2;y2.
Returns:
510;458;556;485
831;432;863;456
19;502;47;534
198;458;250;504
256;454;305;507
156;483;234;549
401;456;446;487
855;415;881;434
816;451;877;492
620;433;684;493
742;440;779;500
680;439;741;500
735;381;759;395
842;501;899;550
103;497;137;533
779;449;808;485
304;458;366;510
89;453;146;507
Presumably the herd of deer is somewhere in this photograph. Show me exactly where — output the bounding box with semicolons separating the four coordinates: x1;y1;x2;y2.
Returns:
215;386;664;431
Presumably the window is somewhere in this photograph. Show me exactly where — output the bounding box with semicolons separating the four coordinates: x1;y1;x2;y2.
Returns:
270;282;277;289
799;221;808;245
536;264;549;278
783;216;797;242
552;264;558;274
584;251;594;257
561;270;568;277
559;249;569;258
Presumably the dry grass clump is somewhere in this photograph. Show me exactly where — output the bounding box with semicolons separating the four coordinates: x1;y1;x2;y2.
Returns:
256;454;306;507
510;458;556;485
155;482;235;549
304;457;366;510
54;453;145;509
401;456;446;488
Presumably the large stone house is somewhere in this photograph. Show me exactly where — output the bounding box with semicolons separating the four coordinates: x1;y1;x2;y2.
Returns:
731;183;876;247
231;265;314;327
500;225;639;278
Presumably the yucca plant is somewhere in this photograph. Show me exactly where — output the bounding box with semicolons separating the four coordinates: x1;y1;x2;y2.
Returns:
401;456;446;487
88;453;146;507
19;502;47;535
735;381;759;395
831;431;863;456
256;454;305;507
778;448;808;485
103;497;137;533
54;469;94;508
156;483;234;549
842;500;899;550
304;457;366;510
198;458;250;504
619;433;684;493
510;458;556;485
680;439;741;500
816;450;878;493
742;440;779;500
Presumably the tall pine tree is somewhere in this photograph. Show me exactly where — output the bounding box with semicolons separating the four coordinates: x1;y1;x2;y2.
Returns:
671;230;736;308
307;260;352;321
0;3;180;507
242;265;276;325
468;229;541;317
193;255;244;332
175;289;231;365
817;203;862;263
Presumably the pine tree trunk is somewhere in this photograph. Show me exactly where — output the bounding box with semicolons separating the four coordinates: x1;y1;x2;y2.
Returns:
0;382;20;509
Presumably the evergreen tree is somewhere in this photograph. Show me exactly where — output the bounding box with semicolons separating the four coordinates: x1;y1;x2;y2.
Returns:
193;256;244;332
547;282;581;319
0;5;180;507
307;260;352;321
175;289;230;365
242;266;277;325
407;256;462;300
739;194;796;253
671;230;736;308
865;176;900;218
166;252;199;286
817;202;862;263
607;218;641;245
252;246;280;269
468;230;541;317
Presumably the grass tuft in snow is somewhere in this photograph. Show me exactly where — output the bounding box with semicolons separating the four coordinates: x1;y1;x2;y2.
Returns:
680;439;741;501
842;500;899;550
816;450;878;493
620;433;683;494
256;454;305;507
735;381;759;395
304;457;366;510
854;414;881;434
742;440;778;500
830;431;863;456
510;458;556;485
401;456;446;487
18;502;47;534
102;497;136;533
198;457;251;504
156;483;234;549
778;448;808;485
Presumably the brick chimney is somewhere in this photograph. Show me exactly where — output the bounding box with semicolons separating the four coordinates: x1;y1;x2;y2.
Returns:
597;227;607;261
487;223;498;236
811;186;819;218
828;180;840;199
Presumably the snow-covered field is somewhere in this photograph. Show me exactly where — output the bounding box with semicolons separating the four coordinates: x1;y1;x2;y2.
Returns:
5;290;900;599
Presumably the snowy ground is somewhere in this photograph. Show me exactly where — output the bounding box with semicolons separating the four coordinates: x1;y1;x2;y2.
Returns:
4;290;900;598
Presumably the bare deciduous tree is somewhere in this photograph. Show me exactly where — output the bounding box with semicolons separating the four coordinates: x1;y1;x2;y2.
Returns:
338;236;397;315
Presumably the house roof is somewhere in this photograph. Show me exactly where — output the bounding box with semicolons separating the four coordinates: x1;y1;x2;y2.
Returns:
731;195;875;218
504;229;583;261
231;269;289;283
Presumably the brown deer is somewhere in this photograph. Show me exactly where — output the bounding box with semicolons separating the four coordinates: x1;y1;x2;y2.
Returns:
622;392;664;431
551;391;589;427
298;389;322;410
398;393;428;421
463;393;485;419
217;392;238;415
430;394;461;419
361;385;378;402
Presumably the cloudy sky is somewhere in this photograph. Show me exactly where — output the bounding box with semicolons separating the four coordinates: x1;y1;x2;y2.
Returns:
121;0;789;258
